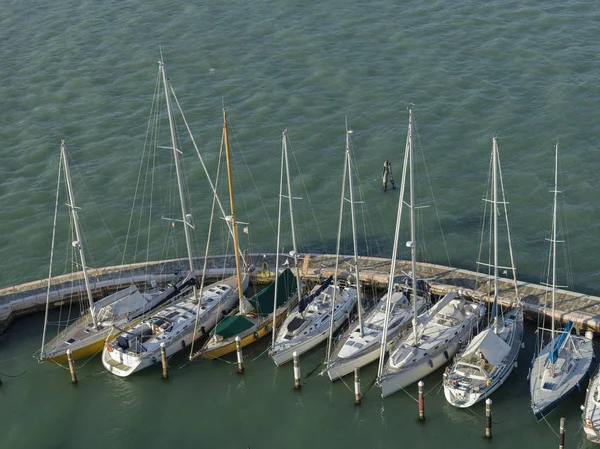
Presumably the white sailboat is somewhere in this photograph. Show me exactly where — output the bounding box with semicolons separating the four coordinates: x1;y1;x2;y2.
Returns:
102;58;246;377
583;368;600;443
326;109;430;381
193;128;302;361
270;125;360;367
39;139;195;364
443;136;523;408
378;112;485;399
529;144;593;419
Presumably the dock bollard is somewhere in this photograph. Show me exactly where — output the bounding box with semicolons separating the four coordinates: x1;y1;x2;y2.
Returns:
236;336;244;374
66;348;78;385
354;368;362;405
293;351;301;390
418;380;425;421
559;417;565;449
485;398;492;438
160;342;168;379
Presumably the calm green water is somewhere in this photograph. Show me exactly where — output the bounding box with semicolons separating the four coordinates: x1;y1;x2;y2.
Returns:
1;0;599;447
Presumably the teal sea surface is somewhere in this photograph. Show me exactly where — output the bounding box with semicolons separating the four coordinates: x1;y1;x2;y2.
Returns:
1;1;599;448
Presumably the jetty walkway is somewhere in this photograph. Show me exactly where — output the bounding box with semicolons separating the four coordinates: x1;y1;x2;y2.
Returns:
0;253;598;334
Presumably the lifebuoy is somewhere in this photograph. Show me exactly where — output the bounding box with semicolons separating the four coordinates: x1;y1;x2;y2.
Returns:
106;343;113;353
584;418;594;429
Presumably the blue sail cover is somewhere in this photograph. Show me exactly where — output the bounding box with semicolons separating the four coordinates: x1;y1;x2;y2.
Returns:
392;276;430;295
298;275;333;313
548;321;574;363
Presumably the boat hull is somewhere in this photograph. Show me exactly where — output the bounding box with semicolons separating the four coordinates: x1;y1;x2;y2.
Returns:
201;310;288;360
327;343;382;380
380;340;459;398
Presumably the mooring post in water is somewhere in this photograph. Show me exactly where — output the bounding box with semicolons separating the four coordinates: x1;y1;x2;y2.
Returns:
160;342;168;379
418;380;425;421
382;160;395;191
236;336;244;374
66;348;77;385
293;351;301;390
485;398;492;439
559;417;565;449
354;368;362;405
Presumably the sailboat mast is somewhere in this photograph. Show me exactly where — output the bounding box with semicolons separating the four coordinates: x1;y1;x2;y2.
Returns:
408;110;418;346
346;129;364;336
283;132;303;301
223;110;244;306
325;126;349;366
271;133;286;348
377;117;410;379
159;58;195;275
492;136;499;332
550;143;559;344
60;140;98;329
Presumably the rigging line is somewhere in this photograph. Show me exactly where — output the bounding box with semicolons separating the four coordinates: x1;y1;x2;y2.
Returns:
496;146;520;303
541;414;560;438
227;116;277;237
40;151;63;357
401;387;419;403
287;135;326;253
70;157;124;265
424;379;442;396
413;119;452;269
124;68;162;269
0;370;26;378
247;346;270;363
170;91;241;264
189;140;223;358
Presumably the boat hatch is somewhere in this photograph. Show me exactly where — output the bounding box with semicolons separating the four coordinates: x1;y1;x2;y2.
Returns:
66;338;77;345
288;317;306;333
166;311;179;319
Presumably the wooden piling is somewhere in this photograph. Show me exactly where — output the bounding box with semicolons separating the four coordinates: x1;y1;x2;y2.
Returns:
293;351;301;390
354;368;362;405
160;342;168;379
236;336;244;374
66;348;77;385
559;417;565;449
418;380;425;421
485;398;492;439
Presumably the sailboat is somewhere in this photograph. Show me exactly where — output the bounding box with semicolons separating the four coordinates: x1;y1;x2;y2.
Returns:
583;366;600;442
39;139;195;364
193;126;300;361
326;109;430;381
443;135;524;408
270;125;359;367
378;114;485;399
529;144;593;419
101;58;246;377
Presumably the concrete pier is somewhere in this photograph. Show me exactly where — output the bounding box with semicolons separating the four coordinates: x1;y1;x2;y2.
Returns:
1;253;600;335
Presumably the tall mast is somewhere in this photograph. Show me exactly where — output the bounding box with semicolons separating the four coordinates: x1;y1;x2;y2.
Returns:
408;109;418;346
325;124;349;367
283;132;303;307
346;128;364;336
223;109;244;306
271;131;302;347
159;58;195;275
271;133;286;347
377;114;410;379
492;136;499;333
550;143;559;344
60;140;97;329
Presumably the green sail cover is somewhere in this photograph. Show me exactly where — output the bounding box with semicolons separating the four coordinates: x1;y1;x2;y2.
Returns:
214;315;255;338
249;268;297;316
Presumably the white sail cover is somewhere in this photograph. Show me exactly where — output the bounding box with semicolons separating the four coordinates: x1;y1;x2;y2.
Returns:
461;328;511;367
